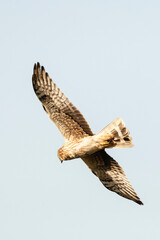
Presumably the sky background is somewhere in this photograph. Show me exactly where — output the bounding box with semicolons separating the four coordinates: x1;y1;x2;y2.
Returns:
1;0;160;239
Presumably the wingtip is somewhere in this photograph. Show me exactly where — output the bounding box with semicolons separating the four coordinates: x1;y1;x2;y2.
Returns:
33;62;46;73
136;199;144;205
45;71;49;78
33;63;37;73
33;62;40;71
41;65;45;71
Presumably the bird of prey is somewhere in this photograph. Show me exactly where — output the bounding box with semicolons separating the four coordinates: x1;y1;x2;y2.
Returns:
32;62;143;205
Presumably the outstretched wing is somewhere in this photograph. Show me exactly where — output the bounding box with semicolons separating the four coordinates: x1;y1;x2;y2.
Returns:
32;63;93;141
82;150;143;205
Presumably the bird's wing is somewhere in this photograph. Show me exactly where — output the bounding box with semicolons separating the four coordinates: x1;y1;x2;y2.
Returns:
82;150;143;205
32;63;93;141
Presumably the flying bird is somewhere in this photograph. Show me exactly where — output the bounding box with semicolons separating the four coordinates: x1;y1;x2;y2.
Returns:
32;62;143;205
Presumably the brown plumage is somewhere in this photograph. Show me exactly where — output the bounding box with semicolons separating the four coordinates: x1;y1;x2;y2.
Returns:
32;62;143;205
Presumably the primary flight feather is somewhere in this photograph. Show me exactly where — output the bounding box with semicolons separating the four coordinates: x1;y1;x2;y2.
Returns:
32;62;143;205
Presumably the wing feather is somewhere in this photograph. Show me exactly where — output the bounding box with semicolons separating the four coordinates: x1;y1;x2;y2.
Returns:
32;63;93;140
82;150;143;205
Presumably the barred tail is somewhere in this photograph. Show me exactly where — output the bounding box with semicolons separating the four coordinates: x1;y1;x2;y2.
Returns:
96;117;134;149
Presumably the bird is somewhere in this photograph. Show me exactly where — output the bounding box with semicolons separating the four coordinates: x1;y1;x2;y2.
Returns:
32;62;143;205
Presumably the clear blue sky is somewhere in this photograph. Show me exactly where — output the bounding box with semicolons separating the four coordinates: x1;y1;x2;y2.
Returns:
1;1;160;239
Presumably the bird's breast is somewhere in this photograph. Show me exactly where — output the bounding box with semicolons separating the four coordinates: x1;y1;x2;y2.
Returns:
57;136;101;161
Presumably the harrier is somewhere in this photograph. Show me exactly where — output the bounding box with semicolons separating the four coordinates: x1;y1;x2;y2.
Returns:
32;62;143;205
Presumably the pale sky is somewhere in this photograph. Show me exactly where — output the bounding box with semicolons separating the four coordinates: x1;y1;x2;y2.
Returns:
1;1;160;239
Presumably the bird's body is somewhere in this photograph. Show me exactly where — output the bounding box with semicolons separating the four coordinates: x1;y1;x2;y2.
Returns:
32;62;143;205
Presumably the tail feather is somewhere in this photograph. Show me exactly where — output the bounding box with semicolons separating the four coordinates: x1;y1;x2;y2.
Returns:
96;118;134;149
